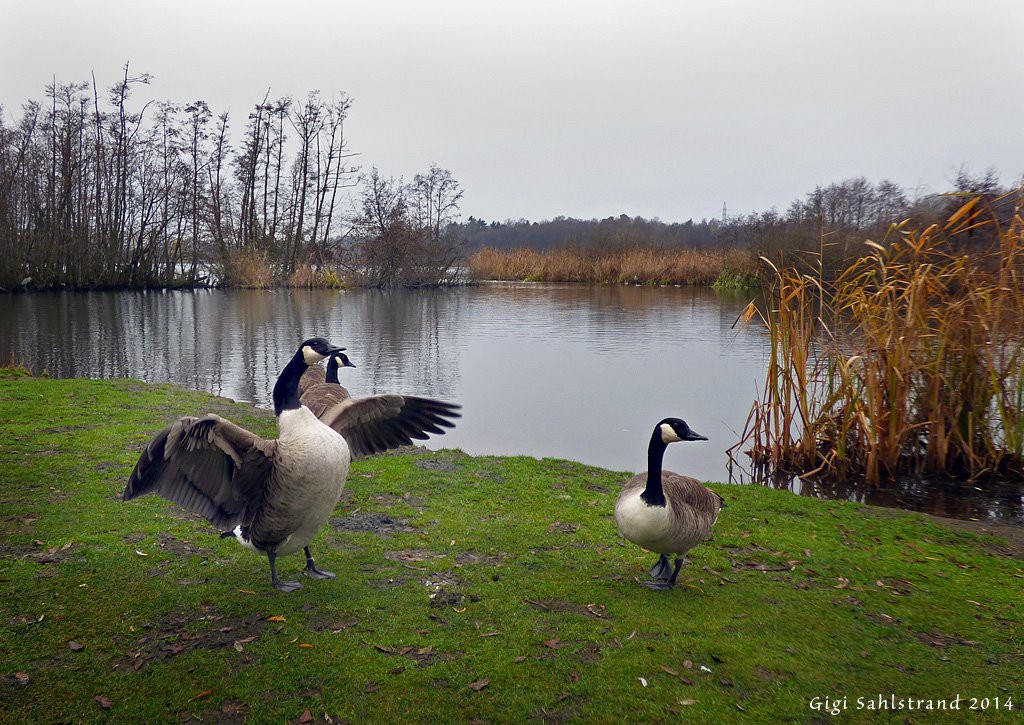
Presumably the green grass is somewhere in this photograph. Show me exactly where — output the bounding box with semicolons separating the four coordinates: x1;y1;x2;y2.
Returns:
1;377;1022;723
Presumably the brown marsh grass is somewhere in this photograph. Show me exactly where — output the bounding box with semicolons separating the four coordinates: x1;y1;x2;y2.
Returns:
220;249;273;289
467;246;757;286
735;193;1024;485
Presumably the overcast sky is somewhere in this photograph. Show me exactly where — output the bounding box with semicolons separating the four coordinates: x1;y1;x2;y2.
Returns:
2;0;1022;223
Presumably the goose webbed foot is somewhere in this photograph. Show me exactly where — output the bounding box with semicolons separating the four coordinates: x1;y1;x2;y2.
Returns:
267;550;303;593
648;553;672;581
303;547;336;579
644;554;685;590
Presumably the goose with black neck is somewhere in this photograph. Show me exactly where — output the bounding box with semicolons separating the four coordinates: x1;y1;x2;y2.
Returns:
614;417;723;590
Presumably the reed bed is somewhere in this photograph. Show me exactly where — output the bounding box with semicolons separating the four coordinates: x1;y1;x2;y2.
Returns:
467;246;758;286
736;195;1024;485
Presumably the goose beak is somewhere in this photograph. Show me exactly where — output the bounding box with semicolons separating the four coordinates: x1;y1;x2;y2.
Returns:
344;359;357;368
686;431;708;442
326;345;345;356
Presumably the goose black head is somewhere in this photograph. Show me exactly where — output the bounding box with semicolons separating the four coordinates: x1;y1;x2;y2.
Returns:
656;417;708;444
332;351;357;369
298;337;345;366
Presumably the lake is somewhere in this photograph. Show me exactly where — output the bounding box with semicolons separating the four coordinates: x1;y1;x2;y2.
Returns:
2;284;1020;524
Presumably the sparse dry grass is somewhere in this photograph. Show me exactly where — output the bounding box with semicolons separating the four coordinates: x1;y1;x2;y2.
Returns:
737;193;1024;485
220;249;273;289
467;246;758;286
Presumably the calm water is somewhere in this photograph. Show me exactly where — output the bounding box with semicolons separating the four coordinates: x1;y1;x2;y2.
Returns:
2;285;1021;524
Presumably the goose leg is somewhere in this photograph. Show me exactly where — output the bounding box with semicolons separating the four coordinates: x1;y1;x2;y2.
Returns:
668;556;685;585
643;554;674;590
303;546;336;579
267;550;302;592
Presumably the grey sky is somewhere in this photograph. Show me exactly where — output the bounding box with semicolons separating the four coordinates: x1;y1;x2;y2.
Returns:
3;0;1022;223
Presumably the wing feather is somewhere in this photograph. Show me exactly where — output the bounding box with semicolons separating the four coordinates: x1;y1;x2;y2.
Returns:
124;414;276;530
318;395;461;458
299;382;351;419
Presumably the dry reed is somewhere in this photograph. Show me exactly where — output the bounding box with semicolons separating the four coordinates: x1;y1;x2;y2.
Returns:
467;246;757;286
735;193;1024;485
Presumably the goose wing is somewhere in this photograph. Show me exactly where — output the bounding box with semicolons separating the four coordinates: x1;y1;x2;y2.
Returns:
300;382;352;419
319;395;461;458
298;365;326;396
663;473;723;523
123;414;276;530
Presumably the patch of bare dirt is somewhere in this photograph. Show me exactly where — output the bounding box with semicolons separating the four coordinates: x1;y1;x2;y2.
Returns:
414;458;457;473
113;605;264;673
384;549;446;564
329;512;417;536
367;642;463;668
523;599;609;620
454;551;505;567
154;532;207;557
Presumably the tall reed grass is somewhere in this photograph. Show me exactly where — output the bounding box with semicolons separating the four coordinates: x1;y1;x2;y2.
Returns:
467;246;758;286
735;194;1024;485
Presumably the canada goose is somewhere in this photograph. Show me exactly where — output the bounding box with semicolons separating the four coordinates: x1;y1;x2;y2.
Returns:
124;337;461;592
614;418;722;590
300;351;356;416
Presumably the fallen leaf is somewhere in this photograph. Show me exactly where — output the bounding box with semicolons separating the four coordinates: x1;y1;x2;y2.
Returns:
364;682;380;693
388;666;405;675
298;709;314;724
513;655;527;663
188;689;214;702
659;665;679;676
266;615;287;622
542;638;562;649
298;643;314;649
679;699;696;706
94;695;112;709
682;659;693;669
638;677;648;687
699;665;712;673
680;676;694;686
415;646;433;656
469;678;490;691
134;550;148;557
68;640;84;651
14;672;29;685
479;631;500;637
236;589;257;595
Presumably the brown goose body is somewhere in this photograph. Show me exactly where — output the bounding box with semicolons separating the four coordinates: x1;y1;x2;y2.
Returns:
298;365;326;396
615;471;721;555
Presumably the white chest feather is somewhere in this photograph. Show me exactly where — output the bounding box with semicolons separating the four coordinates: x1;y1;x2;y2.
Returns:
615;489;676;552
270;407;351;555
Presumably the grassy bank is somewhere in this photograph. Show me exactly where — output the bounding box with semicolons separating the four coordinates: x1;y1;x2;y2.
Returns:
1;378;1022;723
467;246;759;287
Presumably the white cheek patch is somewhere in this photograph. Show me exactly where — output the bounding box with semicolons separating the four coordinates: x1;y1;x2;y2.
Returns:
660;423;682;444
302;345;325;364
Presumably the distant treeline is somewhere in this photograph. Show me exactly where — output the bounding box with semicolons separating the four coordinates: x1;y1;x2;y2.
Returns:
454;171;1019;275
0;65;464;290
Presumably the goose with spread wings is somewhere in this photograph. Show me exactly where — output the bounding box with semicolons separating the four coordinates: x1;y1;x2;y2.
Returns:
123;337;461;592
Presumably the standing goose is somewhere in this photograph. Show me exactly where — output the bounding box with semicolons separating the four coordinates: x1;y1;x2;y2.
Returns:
124;337;461;592
614;417;722;590
300;351;357;418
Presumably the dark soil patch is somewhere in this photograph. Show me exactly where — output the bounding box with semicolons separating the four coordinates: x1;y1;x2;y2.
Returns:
155;532;208;557
384;549;446;564
368;642;463;668
113;605;265;673
430;588;467;608
306;616;360;634
915;630;980;648
330;512;417;536
523;599;609;620
365;492;427;508
414;458;457;473
454;551;505;567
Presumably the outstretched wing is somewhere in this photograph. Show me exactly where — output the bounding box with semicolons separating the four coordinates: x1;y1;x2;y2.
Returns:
299;382;352;419
123;414;276;530
298;365;326;397
319;395;461;458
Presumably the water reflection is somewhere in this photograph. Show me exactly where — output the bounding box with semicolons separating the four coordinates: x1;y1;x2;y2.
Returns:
2;284;1020;525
